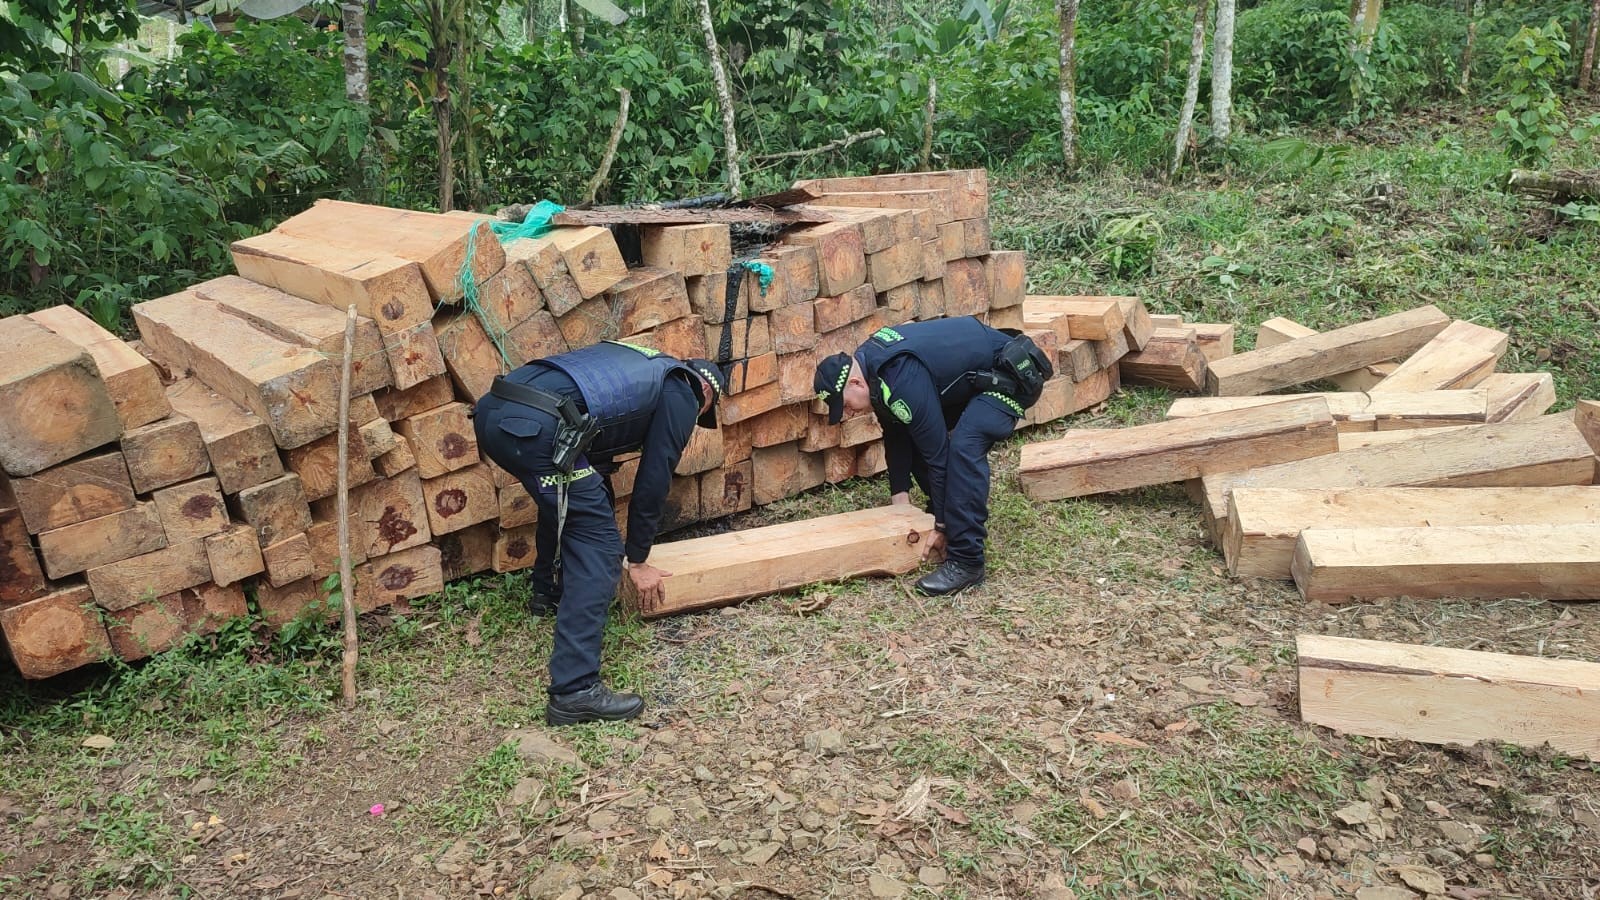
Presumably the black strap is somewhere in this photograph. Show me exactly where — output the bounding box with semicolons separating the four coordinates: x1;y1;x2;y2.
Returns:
490;376;583;426
716;264;752;390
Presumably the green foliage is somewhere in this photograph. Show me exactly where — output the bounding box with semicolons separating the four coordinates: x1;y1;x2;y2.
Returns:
1491;21;1570;168
0;0;140;74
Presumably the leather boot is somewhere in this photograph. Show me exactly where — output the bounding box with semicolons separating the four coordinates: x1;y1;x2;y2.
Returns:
526;591;558;618
915;560;985;596
546;682;645;725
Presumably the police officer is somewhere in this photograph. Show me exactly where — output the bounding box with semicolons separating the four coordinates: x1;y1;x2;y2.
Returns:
813;317;1050;596
475;340;727;725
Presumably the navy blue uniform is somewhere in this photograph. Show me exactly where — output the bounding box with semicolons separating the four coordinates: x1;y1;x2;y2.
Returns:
856;318;1026;568
474;345;701;696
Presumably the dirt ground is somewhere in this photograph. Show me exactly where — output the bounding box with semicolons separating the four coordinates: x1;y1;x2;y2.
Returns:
3;428;1598;899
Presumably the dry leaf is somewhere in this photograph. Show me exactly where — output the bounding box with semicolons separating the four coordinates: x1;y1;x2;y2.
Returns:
81;734;116;750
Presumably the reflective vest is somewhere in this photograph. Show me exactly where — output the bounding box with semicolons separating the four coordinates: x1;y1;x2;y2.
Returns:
533;341;694;455
855;317;1008;415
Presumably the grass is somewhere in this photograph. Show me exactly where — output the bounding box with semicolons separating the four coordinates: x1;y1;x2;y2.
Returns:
3;110;1600;896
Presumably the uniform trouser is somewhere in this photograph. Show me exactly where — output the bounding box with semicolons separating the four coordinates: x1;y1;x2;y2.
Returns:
474;398;621;696
906;395;1020;568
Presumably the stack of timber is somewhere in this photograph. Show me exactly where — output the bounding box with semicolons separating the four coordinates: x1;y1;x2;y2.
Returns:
2;169;1155;679
1017;302;1597;604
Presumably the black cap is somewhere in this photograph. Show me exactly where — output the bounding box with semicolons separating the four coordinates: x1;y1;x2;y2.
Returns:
685;358;727;429
813;352;853;425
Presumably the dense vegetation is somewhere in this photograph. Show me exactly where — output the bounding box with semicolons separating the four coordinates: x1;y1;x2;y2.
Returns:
1;0;1596;326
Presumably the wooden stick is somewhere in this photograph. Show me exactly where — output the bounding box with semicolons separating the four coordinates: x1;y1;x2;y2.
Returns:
338;305;359;706
582;87;631;206
749;129;885;162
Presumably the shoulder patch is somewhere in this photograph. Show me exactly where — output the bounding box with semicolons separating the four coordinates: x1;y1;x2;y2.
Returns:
871;326;904;345
890;398;913;424
609;340;662;358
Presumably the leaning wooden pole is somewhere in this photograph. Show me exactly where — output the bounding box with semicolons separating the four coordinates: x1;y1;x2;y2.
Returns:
338;305;359;706
696;0;741;198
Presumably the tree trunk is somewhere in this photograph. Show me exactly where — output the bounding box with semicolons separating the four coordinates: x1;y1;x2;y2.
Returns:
584;88;631;205
1057;0;1081;171
1581;0;1600;93
696;0;741;198
1210;0;1236;144
1173;0;1211;177
459;45;484;210
342;2;369;105
1359;0;1382;49
920;76;937;171
1505;168;1600;204
1459;0;1481;95
434;79;454;212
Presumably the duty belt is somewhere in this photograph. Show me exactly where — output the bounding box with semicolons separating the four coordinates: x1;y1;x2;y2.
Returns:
490;376;583;426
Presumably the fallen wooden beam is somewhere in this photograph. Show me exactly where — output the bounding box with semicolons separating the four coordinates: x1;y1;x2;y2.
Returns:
1018;396;1338;501
1201;414;1596;543
1213;307;1448;396
1119;327;1208;392
1336;426;1474;450
1369;341;1497;393
1297;635;1600;761
1167;390;1488;432
1225;486;1600;579
1191;323;1235;362
1256;317;1394;391
1293;523;1600;602
1022;296;1126;341
0;316;122;476
1481;372;1556;423
618;505;936;617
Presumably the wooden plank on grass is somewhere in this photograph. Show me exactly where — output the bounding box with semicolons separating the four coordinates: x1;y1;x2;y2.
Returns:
1200;414;1597;543
1297;635;1600;761
133;291;339;449
619;505;935;617
1369;341;1497;393
1018;396;1338;501
1023;297;1126;341
0;316;122;477
1293;523;1600;603
193;275;391;395
1225;486;1600;579
1167;391;1488;433
1119;327;1208;392
1481;372;1556;423
165;379;284;494
1192;323;1234;361
1211;307;1449;396
1115;298;1155;351
1256;316;1395;391
27;305;170;429
0;584;112;679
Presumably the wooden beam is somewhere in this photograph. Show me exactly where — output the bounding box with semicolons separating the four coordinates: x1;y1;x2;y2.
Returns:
232;472;313;549
193;276;391;395
782;222;867;296
27;305;170;429
1167;390;1488;433
700;460;754;519
604;267;694;336
1225;486;1600;579
813;284;876;333
181;581;248;635
37;502;167;579
10;450;135;534
1201;414;1597;544
0;584;113;679
1297;635;1600;761
1293;523;1600;602
1115;298;1155;351
794;170;988;220
150;476;229;544
120;414;211;494
552;207;826;227
0;316;122;477
619;505;936;617
1336;426;1474;450
420;464;498;535
261;533;314;587
985;251;1026;310
1119;328;1208;392
503;235;585;317
1019;396;1338;501
165;379;284;494
275;200;505;303
942;259;988;317
374;375;455;423
1213;307;1449;396
1481;372;1556;423
0;480;47;606
204;524;264;587
438;522;496;581
1023;297;1126;341
86;539;211;611
752;442;825;505
134;291;340;449
229;231;433;330
354;471;433;558
640;223;732;277
546;226;628;299
1256;316;1395;391
1369;341;1497;393
393;402;478;479
1191;323;1235;361
105;593;188;661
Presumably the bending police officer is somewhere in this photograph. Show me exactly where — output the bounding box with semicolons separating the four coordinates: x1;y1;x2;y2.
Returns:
474;340;727;725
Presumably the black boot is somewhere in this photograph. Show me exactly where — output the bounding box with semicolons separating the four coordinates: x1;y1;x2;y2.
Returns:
915;560;985;596
526;591;558;618
545;682;645;726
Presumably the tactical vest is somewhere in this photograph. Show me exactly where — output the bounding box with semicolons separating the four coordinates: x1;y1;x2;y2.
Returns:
534;341;694;454
855;317;1007;411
